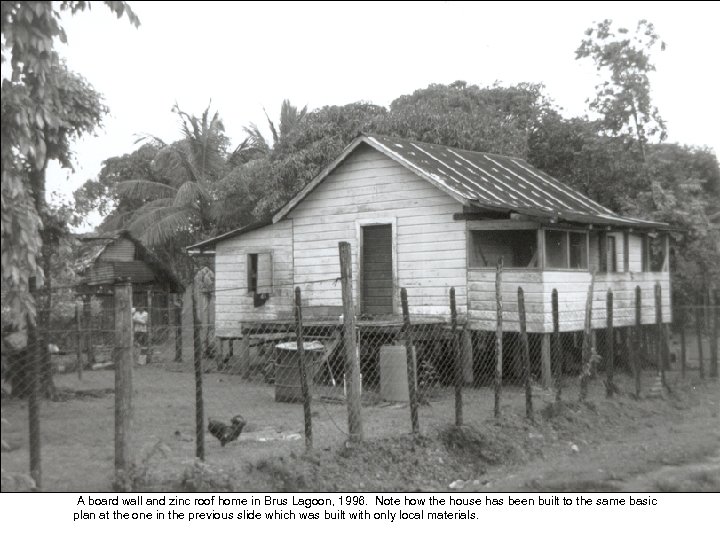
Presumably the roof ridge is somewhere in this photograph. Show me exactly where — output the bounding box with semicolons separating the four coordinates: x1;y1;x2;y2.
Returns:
361;132;528;161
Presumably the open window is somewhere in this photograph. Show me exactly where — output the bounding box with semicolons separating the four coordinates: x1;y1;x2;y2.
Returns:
647;233;668;272
247;252;273;295
544;230;588;269
469;230;538;268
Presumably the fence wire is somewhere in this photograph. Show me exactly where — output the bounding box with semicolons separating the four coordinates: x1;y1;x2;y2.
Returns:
1;282;718;492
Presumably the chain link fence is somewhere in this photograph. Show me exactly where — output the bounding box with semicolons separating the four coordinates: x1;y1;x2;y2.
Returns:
2;276;718;492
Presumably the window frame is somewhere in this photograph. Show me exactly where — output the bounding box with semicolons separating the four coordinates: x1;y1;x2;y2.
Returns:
466;223;540;270
542;228;589;271
246;251;273;296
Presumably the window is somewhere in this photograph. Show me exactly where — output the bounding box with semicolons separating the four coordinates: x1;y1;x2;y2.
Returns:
545;231;568;268
648;234;667;272
247;252;273;294
469;230;538;268
569;232;588;269
606;236;617;272
544;230;588;269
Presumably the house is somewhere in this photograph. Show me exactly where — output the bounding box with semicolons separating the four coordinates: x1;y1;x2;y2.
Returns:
76;229;184;295
187;134;671;381
75;230;184;359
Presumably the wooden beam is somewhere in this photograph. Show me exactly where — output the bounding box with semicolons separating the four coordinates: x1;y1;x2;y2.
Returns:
466;220;541;230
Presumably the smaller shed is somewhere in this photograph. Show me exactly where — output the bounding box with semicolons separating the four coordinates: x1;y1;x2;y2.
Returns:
74;230;184;356
75;230;183;295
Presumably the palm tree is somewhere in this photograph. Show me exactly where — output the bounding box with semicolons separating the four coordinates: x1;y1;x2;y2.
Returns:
114;103;228;246
242;99;307;157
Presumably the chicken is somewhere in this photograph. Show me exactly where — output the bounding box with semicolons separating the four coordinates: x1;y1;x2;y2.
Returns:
207;415;246;447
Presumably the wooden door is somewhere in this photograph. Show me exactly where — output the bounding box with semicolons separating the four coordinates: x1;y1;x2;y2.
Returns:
361;224;393;315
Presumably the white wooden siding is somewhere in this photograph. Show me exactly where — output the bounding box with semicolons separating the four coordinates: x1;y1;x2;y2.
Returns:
288;145;467;317
214;220;293;337
467;267;671;333
467;270;544;332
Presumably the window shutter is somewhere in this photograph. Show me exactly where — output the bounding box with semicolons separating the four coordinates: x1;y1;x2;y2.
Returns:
256;252;273;294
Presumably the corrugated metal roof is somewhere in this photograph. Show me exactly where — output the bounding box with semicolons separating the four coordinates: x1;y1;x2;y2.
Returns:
362;134;665;228
75;230;184;292
191;134;668;250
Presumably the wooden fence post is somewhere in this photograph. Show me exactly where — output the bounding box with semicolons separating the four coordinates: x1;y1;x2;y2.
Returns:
579;273;596;401
203;292;211;360
494;257;503;418
634;286;642;398
400;288;420;434
450;287;462;426
114;280;134;477
75;302;83;380
552;289;561;402
338;242;363;441
695;296;705;379
295;287;313;450
82;295;94;365
174;293;183;363
655;283;666;386
191;284;205;460
240;327;251;379
606;289;615;398
711;289;718;378
518;287;533;420
678;303;686;378
146;290;153;364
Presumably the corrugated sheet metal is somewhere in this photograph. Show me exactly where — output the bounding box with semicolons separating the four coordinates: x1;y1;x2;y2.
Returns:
75;230;184;292
365;134;664;228
188;134;668;251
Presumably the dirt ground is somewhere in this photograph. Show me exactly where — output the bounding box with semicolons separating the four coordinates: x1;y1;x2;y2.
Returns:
2;359;717;492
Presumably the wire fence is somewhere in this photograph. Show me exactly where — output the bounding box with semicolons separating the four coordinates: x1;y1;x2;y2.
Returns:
1;273;718;492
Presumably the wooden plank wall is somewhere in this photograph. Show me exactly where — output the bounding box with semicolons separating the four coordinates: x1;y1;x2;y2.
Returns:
467;270;544;332
99;238;135;261
288;145;467;318
467;270;671;333
214;220;294;337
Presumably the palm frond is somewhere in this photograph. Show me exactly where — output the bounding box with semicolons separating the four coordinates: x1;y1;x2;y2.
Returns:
138;207;198;247
173;181;209;209
264;107;279;147
116;180;177;200
127;206;196;245
242;123;271;154
279;99;307;139
134;133;167;147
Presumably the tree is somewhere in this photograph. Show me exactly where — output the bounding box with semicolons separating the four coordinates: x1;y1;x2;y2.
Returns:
380;81;554;158
117;103;228;247
1;1;139;320
241;99;308;160
576;19;667;160
73;142;163;229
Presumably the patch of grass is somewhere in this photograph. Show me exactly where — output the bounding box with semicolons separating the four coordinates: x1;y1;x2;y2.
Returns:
440;424;523;466
654;470;720;492
251;458;308;491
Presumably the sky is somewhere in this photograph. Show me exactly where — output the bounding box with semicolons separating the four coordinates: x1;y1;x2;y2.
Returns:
47;1;720;227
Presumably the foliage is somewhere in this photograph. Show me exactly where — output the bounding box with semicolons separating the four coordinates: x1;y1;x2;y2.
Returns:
380;81;554;158
1;1;139;322
116;103;228;247
576;19;667;159
241;99;308;159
